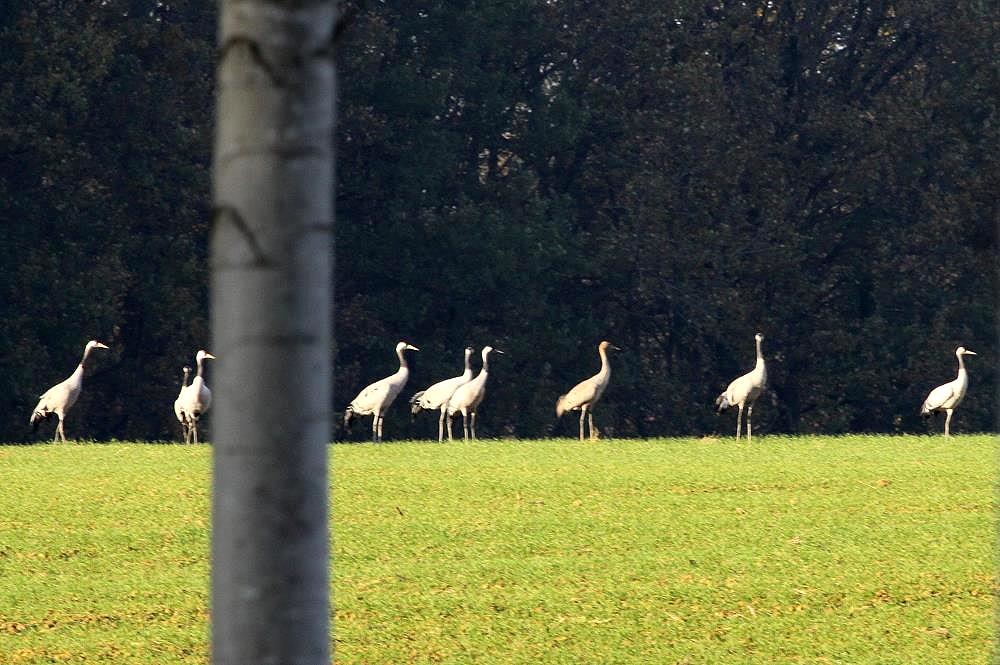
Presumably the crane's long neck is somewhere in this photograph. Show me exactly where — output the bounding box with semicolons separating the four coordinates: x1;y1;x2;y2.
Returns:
464;351;473;376
753;338;766;383
956;353;967;379
80;344;95;369
597;346;611;380
396;348;410;378
196;356;206;379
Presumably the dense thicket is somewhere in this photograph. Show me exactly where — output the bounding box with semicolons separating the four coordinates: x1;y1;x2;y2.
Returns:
0;1;995;442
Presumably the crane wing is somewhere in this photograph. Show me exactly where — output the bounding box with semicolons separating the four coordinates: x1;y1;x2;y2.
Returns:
922;382;955;413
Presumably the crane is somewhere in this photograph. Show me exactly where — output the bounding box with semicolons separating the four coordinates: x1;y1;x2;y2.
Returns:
30;340;110;442
715;333;767;441
344;341;419;442
410;346;474;442
555;340;620;441
176;350;216;443
446;346;502;441
173;366;192;442
921;346;977;437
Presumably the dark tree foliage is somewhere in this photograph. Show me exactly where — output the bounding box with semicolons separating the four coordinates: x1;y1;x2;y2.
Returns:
0;1;994;442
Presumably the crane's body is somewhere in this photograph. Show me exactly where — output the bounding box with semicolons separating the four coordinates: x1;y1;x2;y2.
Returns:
556;341;620;441
921;346;976;437
410;347;474;442
446;346;502;441
176;350;215;443
30;340;109;442
345;341;419;441
173;366;192;440
716;333;767;441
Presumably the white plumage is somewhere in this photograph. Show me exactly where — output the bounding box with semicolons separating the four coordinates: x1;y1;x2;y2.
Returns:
176;350;215;443
345;341;419;442
715;333;767;441
410;347;474;442
173;365;192;441
555;340;620;441
921;346;976;437
446;346;502;441
30;340;110;442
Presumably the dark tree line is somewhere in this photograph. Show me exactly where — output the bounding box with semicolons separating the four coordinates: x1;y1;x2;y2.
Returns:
0;1;995;442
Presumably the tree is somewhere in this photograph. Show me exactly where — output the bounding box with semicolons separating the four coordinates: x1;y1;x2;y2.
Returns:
210;1;334;662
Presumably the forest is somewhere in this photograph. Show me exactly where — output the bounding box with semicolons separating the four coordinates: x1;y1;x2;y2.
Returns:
0;0;995;442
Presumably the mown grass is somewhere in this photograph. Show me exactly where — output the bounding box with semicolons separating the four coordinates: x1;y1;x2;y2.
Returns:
0;435;995;664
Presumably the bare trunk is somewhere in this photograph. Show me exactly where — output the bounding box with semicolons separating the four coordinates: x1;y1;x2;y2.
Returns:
211;2;334;663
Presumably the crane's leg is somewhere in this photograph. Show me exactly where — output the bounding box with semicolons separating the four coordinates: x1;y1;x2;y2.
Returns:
470;411;477;440
462;411;470;441
446;413;454;442
944;409;953;437
371;414;378;442
55;416;64;443
736;404;744;440
746;405;753;442
589;412;598;441
578;410;585;441
377;414;385;442
438;409;446;443
193;420;200;444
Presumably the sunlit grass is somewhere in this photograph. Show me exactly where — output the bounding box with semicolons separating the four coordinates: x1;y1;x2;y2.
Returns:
0;436;995;663
334;435;997;664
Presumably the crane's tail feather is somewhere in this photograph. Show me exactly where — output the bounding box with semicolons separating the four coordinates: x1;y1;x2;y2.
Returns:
30;410;50;432
555;395;567;419
715;393;731;412
410;391;425;416
920;403;932;418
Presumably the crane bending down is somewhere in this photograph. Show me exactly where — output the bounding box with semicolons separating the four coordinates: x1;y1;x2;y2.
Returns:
173;366;192;441
556;340;620;441
175;350;215;443
30;340;110;442
410;347;474;442
921;346;976;437
446;346;502;441
345;341;419;442
715;333;767;441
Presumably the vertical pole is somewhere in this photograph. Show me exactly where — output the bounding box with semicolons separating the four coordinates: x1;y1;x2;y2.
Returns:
210;2;334;663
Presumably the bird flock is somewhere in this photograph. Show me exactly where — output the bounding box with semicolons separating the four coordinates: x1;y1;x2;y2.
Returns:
28;336;978;442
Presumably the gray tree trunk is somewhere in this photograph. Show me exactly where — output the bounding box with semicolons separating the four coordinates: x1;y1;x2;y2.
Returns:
210;2;335;663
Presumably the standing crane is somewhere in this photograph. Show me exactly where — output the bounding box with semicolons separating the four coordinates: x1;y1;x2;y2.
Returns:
715;332;767;441
173;366;192;442
176;350;216;443
410;347;474;442
446;346;503;441
555;340;620;441
30;340;110;442
921;346;977;437
344;341;419;442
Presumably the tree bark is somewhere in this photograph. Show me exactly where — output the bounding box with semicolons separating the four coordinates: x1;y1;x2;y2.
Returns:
210;2;334;663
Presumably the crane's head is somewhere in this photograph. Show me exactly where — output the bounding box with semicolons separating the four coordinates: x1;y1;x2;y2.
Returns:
464;346;474;357
956;347;976;357
196;350;216;362
396;341;419;353
599;341;621;352
87;340;110;351
755;333;764;342
182;366;191;376
483;346;504;358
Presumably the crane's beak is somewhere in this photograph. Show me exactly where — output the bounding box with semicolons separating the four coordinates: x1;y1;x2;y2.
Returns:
407;344;420;352
493;349;505;354
95;342;110;349
611;345;622;351
965;350;977;356
204;352;217;360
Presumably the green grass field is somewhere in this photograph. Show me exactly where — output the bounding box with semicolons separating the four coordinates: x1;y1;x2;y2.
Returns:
0;435;995;663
